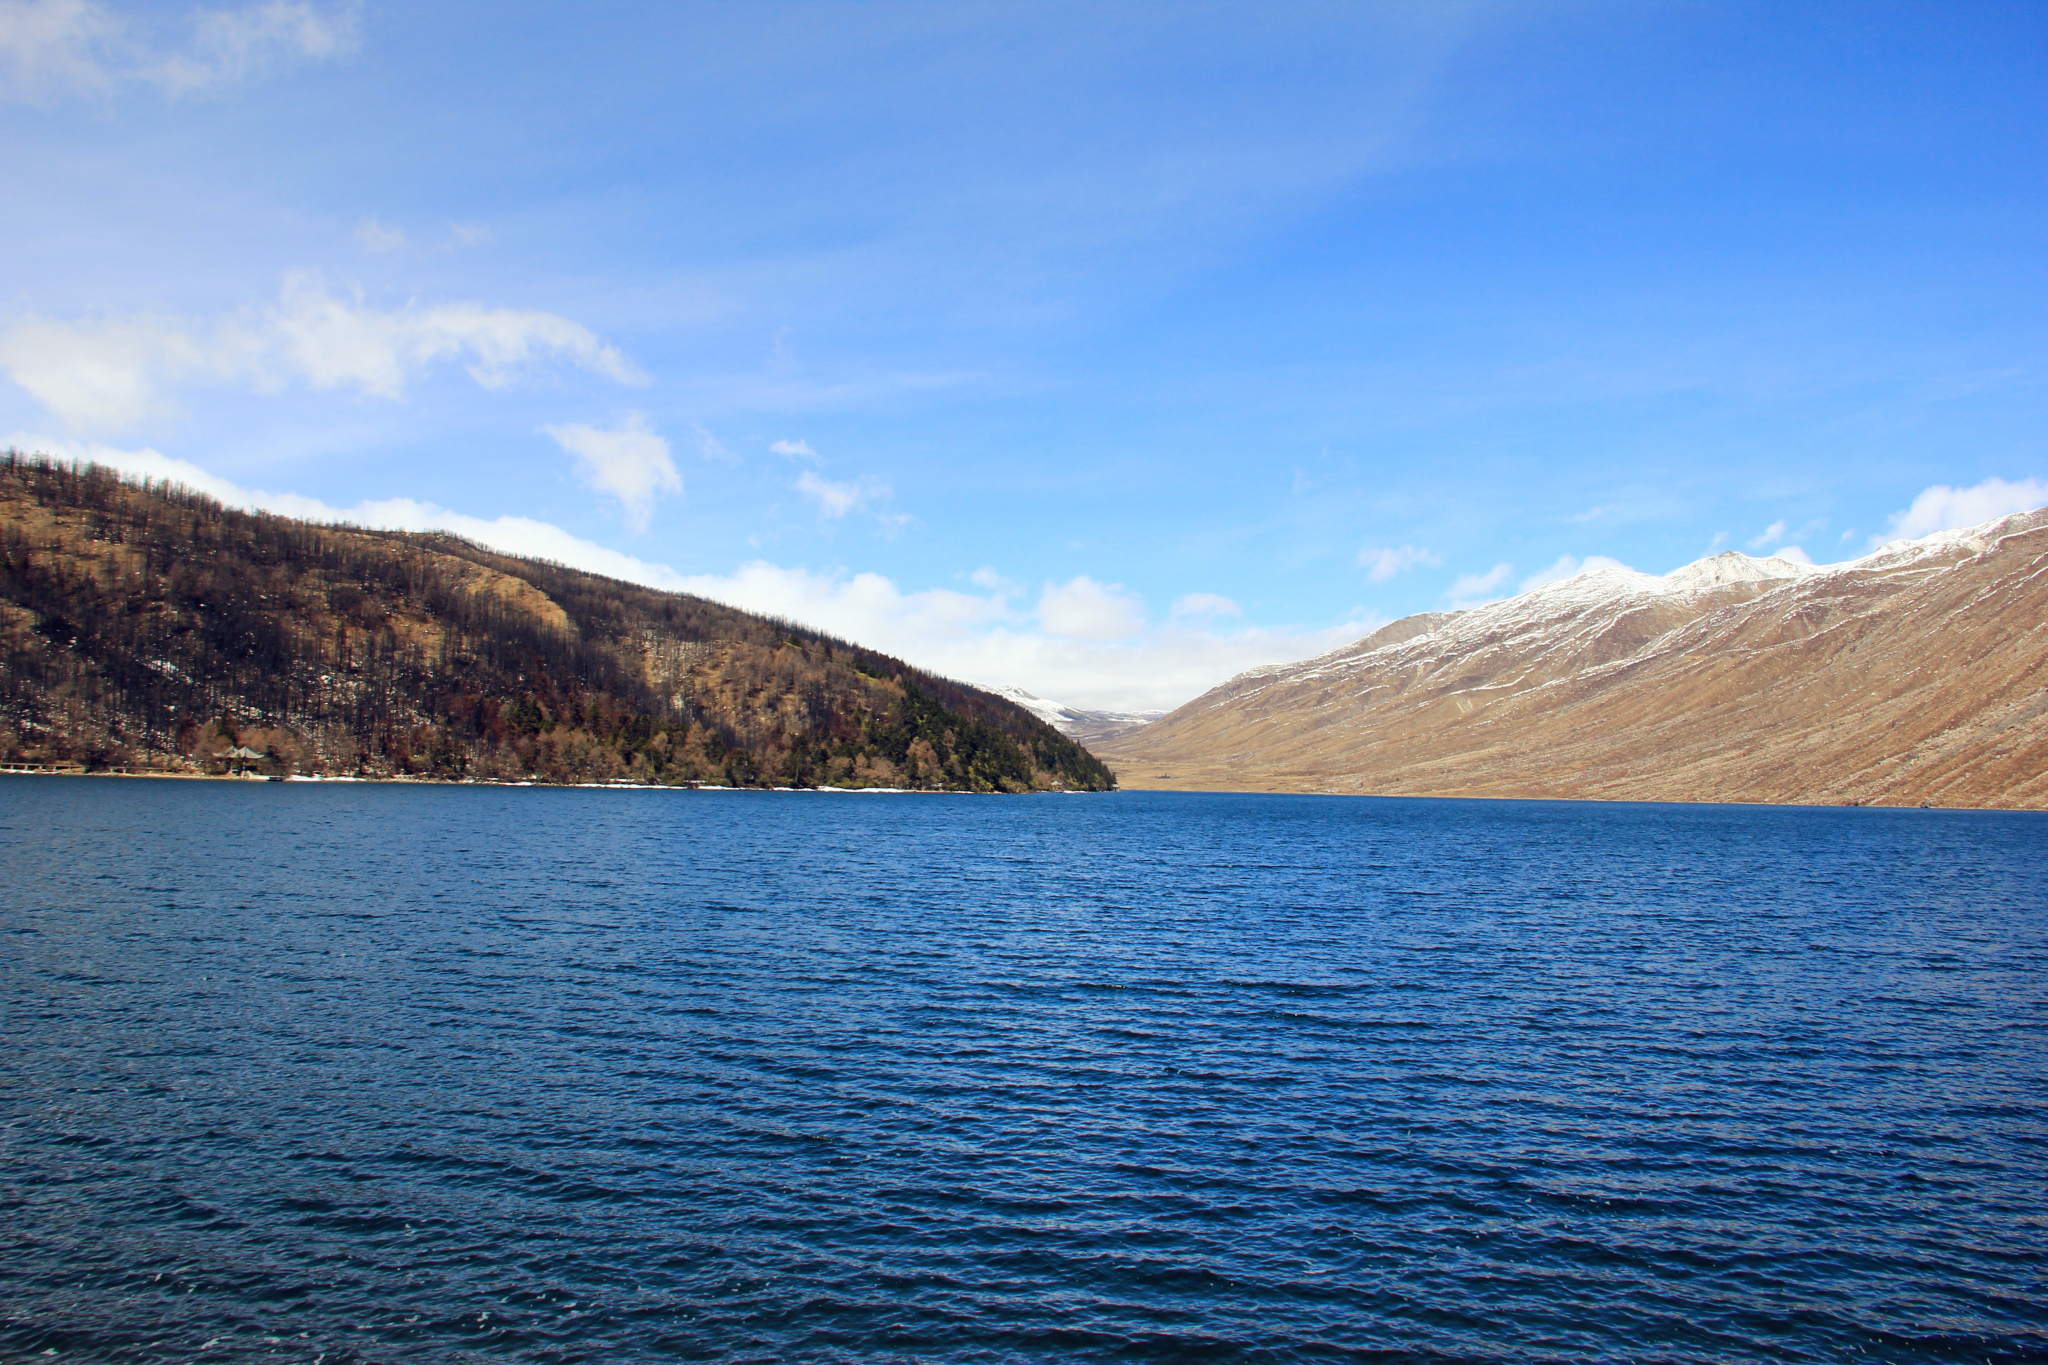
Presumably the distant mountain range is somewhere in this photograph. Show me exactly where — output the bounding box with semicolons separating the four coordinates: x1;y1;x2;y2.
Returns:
0;455;1114;791
984;685;1165;747
1094;509;2048;809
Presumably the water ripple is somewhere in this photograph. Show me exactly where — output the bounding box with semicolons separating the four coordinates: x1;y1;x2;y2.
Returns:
2;780;2044;1362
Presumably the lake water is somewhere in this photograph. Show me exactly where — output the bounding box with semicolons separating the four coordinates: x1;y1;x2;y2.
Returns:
2;778;2044;1363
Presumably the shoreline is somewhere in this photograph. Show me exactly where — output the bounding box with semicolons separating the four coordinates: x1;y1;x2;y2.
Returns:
0;768;1105;794
0;767;2031;810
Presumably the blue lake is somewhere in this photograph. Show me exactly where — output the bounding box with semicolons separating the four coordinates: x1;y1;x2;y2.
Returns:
2;778;2044;1362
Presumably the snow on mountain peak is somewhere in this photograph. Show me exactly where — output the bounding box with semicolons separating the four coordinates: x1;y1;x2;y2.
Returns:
1857;505;2048;572
987;684;1072;730
1507;562;1667;611
1503;550;1812;611
1661;551;1814;593
985;683;1165;742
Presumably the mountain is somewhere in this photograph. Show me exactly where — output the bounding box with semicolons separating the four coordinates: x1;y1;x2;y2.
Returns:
984;685;1165;747
1093;509;2048;809
0;454;1114;791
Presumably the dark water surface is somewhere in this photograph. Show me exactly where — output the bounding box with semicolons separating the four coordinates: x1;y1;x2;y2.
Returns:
3;779;2044;1363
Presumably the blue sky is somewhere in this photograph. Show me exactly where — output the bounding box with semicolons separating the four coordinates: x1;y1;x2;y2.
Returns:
3;0;2044;709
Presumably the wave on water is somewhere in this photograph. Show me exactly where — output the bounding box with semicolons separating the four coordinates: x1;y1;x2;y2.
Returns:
2;781;2043;1363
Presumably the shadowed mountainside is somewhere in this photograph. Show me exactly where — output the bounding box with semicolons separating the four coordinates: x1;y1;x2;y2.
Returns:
0;454;1114;790
1097;509;2048;809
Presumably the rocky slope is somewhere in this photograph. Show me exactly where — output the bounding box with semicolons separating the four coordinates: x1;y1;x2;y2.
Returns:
0;455;1115;790
1095;509;2048;808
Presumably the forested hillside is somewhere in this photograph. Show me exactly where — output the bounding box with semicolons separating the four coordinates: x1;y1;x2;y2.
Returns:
0;454;1115;791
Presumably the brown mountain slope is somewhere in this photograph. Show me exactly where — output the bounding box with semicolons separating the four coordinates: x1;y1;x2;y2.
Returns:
1096;509;2048;808
0;455;1115;790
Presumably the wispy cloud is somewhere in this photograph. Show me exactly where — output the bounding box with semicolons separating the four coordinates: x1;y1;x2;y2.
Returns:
1746;517;1827;558
157;0;355;96
967;566;1016;592
795;468;909;533
543;412;678;531
1171;592;1241;619
770;438;819;460
353;217;406;252
0;0;357;103
353;218;494;254
1443;562;1513;608
1357;543;1440;583
692;423;736;463
0;270;643;432
267;272;643;395
0;0;115;98
1745;519;1787;551
1880;475;2048;544
796;469;881;519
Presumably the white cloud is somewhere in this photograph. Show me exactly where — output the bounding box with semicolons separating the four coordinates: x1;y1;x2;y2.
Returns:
1444;562;1513;608
5;438;1393;714
449;222;492;247
692;424;736;463
1039;576;1145;640
0;312;244;430
770;438;819;460
1358;543;1441;583
1171;592;1241;618
0;0;354;103
796;469;905;532
354;217;406;252
156;0;356;96
267;272;643;395
1880;476;2048;544
0;0;114;99
0;271;642;432
543;412;678;531
796;469;867;518
1773;545;1814;566
967;565;1015;591
1746;519;1787;551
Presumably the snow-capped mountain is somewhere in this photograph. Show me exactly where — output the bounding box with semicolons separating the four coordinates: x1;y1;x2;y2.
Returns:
1092;510;2048;809
984;685;1165;748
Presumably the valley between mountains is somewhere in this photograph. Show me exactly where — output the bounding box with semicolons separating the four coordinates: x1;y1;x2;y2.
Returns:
7;451;2044;809
1087;509;2048;809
